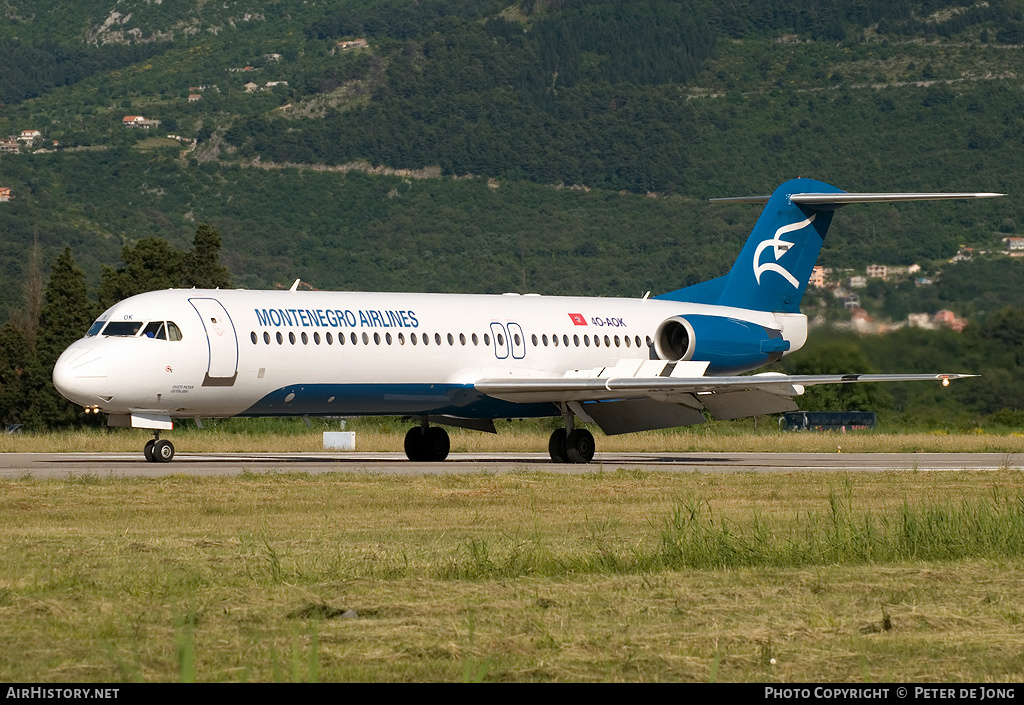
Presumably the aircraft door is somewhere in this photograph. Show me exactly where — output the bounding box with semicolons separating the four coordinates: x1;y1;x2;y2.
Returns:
489;322;509;360
507;322;526;359
189;298;238;386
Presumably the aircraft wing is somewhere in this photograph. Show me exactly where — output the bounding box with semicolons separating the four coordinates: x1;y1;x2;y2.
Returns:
475;371;973;403
473;362;974;435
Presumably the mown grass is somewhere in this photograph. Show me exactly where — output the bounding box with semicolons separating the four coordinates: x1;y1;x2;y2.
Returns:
2;420;1024;454
2;469;1024;681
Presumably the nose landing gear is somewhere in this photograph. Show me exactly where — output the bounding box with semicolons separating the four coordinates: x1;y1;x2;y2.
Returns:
143;432;175;463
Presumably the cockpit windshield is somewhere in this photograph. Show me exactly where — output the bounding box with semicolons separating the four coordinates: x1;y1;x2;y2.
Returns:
102;322;143;337
87;320;183;339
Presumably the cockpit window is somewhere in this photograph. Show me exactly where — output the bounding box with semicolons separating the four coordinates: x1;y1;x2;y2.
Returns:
85;320;105;337
142;322;167;340
139;321;183;340
102;321;143;337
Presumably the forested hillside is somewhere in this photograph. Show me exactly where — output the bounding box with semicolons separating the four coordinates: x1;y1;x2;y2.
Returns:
2;0;1024;428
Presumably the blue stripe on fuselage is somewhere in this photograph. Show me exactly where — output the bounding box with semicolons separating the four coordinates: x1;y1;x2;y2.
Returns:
239;383;558;419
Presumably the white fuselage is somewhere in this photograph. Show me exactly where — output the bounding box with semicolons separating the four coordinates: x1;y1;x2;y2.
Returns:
53;288;806;421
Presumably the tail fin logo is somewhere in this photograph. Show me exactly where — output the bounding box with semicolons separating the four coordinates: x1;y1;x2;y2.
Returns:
753;214;816;288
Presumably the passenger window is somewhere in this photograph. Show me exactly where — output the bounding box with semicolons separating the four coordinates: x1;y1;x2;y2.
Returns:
276;332;283;344
435;333;442;345
472;333;478;345
447;333;454;346
301;332;308;345
460;333;466;345
351;332;357;345
573;335;579;347
399;332;405;345
563;335;569;346
289;332;296;345
250;331;257;345
326;332;334;345
605;335;611;347
264;332;271;344
314;332;320;345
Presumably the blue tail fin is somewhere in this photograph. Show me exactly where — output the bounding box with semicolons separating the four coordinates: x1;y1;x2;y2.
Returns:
658;178;841;313
657;179;1002;313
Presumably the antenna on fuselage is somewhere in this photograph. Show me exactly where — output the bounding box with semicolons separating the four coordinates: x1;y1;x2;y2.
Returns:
289;279;300;292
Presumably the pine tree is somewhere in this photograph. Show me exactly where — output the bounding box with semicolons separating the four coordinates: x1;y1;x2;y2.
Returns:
183;224;232;289
34;248;100;429
37;248;96;369
0;323;42;429
98;238;186;309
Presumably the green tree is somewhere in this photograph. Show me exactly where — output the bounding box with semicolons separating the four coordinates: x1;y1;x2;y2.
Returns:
33;248;100;428
0;323;43;429
37;248;97;368
183;223;232;289
98;238;186;309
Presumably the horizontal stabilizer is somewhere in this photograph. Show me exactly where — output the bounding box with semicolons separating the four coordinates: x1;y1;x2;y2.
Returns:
712;192;1004;208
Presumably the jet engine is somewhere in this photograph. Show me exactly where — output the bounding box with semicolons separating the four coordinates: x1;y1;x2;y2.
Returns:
653;314;791;375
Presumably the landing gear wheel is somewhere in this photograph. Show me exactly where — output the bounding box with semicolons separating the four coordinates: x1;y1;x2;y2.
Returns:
404;427;426;461
404;426;450;462
424;426;450;462
548;428;568;463
144;439;156;463
565;429;595;464
152;439;175;463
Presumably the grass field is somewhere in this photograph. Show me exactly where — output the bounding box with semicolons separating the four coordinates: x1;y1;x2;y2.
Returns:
3;419;1024;455
2;460;1024;682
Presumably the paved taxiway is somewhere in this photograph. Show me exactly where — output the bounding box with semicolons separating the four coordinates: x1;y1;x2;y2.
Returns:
0;452;1017;478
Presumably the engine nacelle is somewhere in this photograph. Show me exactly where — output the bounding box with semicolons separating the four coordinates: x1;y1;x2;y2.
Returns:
654;315;791;374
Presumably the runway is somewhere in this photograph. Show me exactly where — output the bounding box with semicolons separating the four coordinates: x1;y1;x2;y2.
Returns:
0;451;1017;478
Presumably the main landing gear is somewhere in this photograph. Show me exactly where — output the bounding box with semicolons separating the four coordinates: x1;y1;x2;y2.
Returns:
404;422;450;462
548;405;595;464
143;432;175;463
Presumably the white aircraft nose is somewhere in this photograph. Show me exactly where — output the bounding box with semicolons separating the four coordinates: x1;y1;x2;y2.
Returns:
52;346;108;404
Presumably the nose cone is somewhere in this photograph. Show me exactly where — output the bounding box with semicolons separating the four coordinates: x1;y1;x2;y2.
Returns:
52;346;107;404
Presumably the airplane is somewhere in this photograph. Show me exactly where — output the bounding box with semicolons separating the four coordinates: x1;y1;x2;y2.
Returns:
52;178;1001;464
